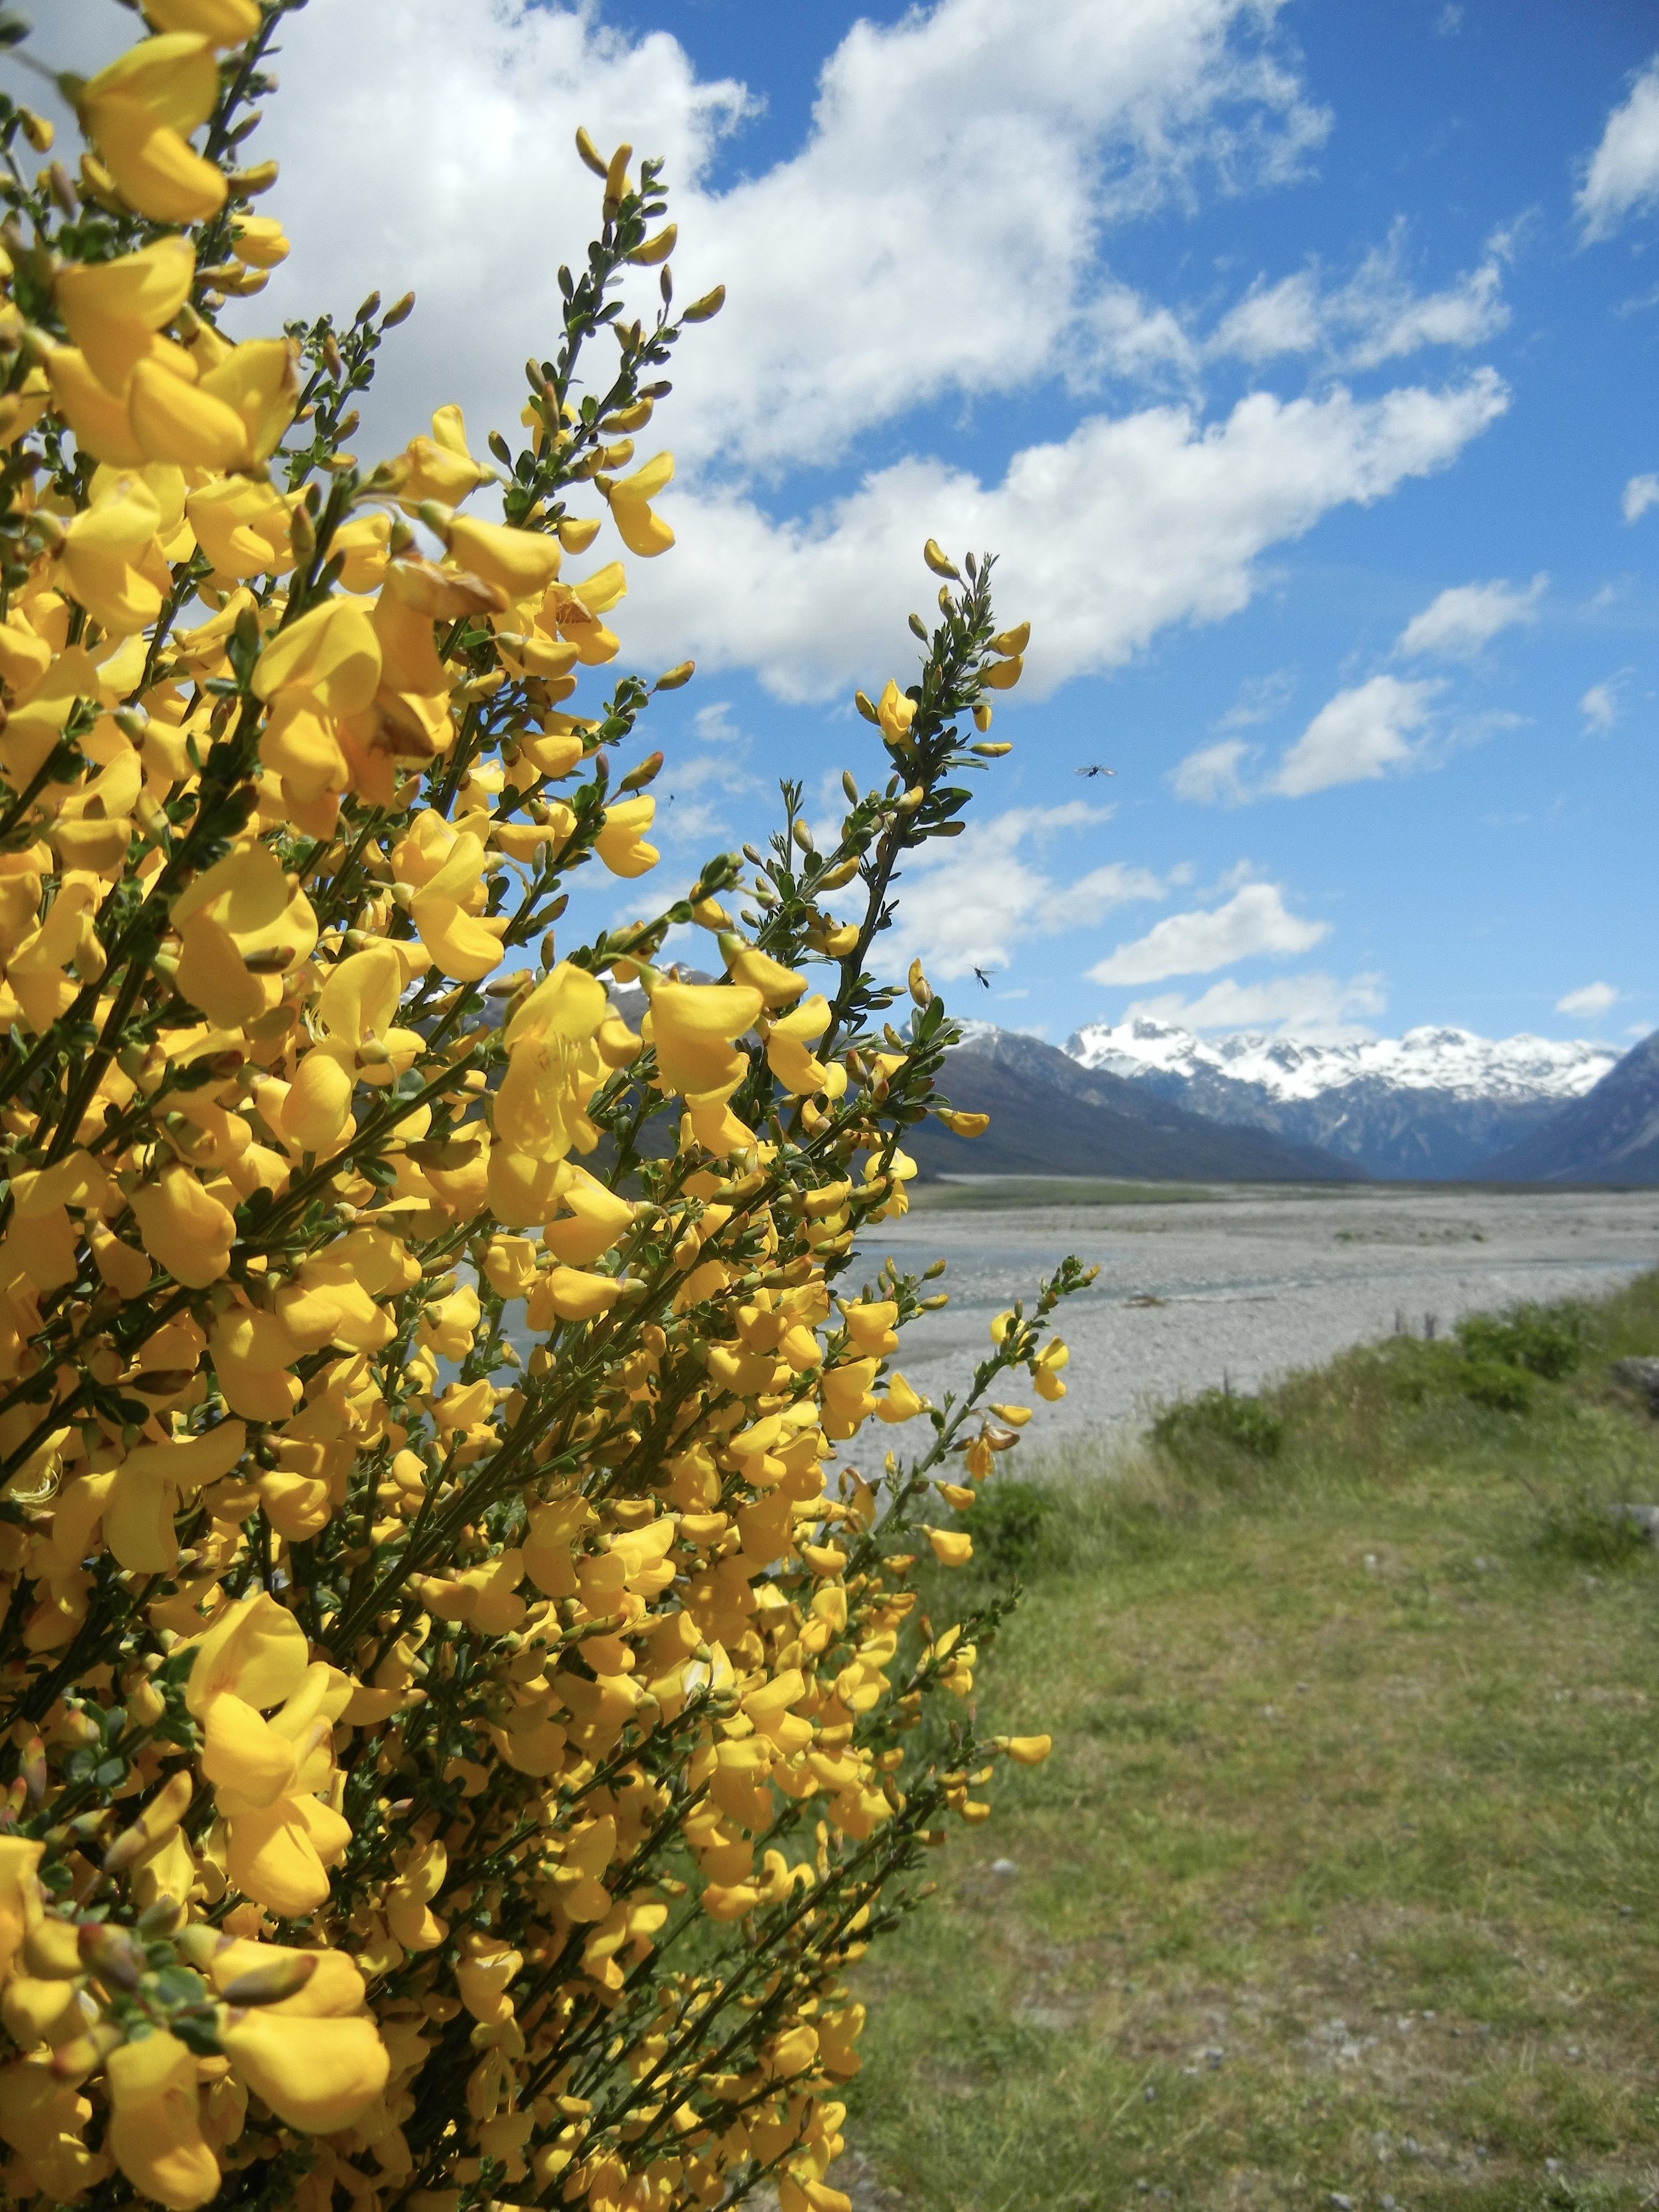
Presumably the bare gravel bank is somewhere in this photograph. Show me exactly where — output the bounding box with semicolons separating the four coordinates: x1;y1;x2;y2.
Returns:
855;1183;1659;1438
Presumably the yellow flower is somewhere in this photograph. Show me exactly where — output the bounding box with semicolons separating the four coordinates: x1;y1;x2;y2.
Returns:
0;1840;43;1977
723;936;809;1007
593;794;658;877
839;1299;899;1356
250;595;382;801
1003;1734;1052;1765
206;1305;303;1422
542;1163;634;1264
56;471;169;637
128;336;298;469
765;994;833;1095
642;978;762;1096
441;512;563;599
873;1372;925;1424
145;0;261;41
171;842;318;1027
603;451;676;556
106;2031;220;2211
924;1527;973;1567
0;2057;102;2201
129;1164;236;1287
186;475;295;579
1033;1335;1069;1401
875;680;916;744
230;210;289;266
53;237;195;392
186;1595;355;1916
104;1419;246;1574
399;404;494;508
79;35;227;224
408;829;508;981
214;2009;389;2134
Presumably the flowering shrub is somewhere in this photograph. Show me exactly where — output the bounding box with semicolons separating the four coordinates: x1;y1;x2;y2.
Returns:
0;7;1090;2207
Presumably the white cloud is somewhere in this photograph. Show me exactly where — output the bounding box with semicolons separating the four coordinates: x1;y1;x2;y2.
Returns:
1209;272;1323;363
1208;224;1510;372
1557;982;1617;1019
1577;58;1659;241
1087;881;1325;985
652;743;761;846
1171;737;1254;804
627;375;1508;699
1215;669;1297;729
35;0;1510;708
68;0;1323;479
1121;970;1386;1034
1273;674;1439;797
1581;678;1623;733
691;701;739;741
1437;5;1465;33
1339;248;1507;372
883;804;1163;981
1396;574;1546;659
1623;473;1659;522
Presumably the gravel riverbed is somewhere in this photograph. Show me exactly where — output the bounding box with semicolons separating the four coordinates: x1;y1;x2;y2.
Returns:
852;1183;1659;1441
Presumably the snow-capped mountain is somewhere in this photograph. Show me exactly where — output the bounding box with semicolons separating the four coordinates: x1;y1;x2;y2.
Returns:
1487;1031;1659;1185
919;1024;1360;1182
1064;1020;1621;1181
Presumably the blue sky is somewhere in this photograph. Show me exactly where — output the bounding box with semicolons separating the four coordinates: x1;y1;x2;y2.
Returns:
38;0;1659;1046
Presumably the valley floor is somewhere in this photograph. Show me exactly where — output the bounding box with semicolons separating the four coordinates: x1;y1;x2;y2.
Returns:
844;1270;1659;2212
861;1184;1659;1436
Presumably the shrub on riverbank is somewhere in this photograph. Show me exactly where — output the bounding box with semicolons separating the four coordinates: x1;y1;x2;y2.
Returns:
0;17;1085;2208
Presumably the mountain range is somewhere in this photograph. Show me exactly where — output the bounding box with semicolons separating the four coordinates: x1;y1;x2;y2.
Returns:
605;974;1654;1187
1486;1031;1659;1183
910;1025;1360;1183
1065;1019;1619;1181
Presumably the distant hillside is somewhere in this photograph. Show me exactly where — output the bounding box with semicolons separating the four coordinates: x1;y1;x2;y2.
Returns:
911;1027;1362;1183
1486;1031;1659;1183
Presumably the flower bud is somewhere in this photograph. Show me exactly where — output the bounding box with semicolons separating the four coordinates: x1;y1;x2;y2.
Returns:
618;751;664;792
220;1950;319;2006
78;1921;145;1989
603;141;632;212
627;223;677;265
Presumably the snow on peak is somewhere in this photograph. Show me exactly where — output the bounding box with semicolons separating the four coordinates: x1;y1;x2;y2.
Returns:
1066;1019;1619;1104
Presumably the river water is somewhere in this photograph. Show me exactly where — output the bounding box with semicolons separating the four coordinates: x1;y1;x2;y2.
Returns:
851;1183;1659;1439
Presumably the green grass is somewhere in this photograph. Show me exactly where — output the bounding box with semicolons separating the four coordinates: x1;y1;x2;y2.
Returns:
845;1275;1659;2212
910;1177;1229;1211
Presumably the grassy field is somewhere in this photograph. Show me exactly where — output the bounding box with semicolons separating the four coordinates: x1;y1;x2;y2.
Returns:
845;1272;1659;2212
909;1178;1227;1211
